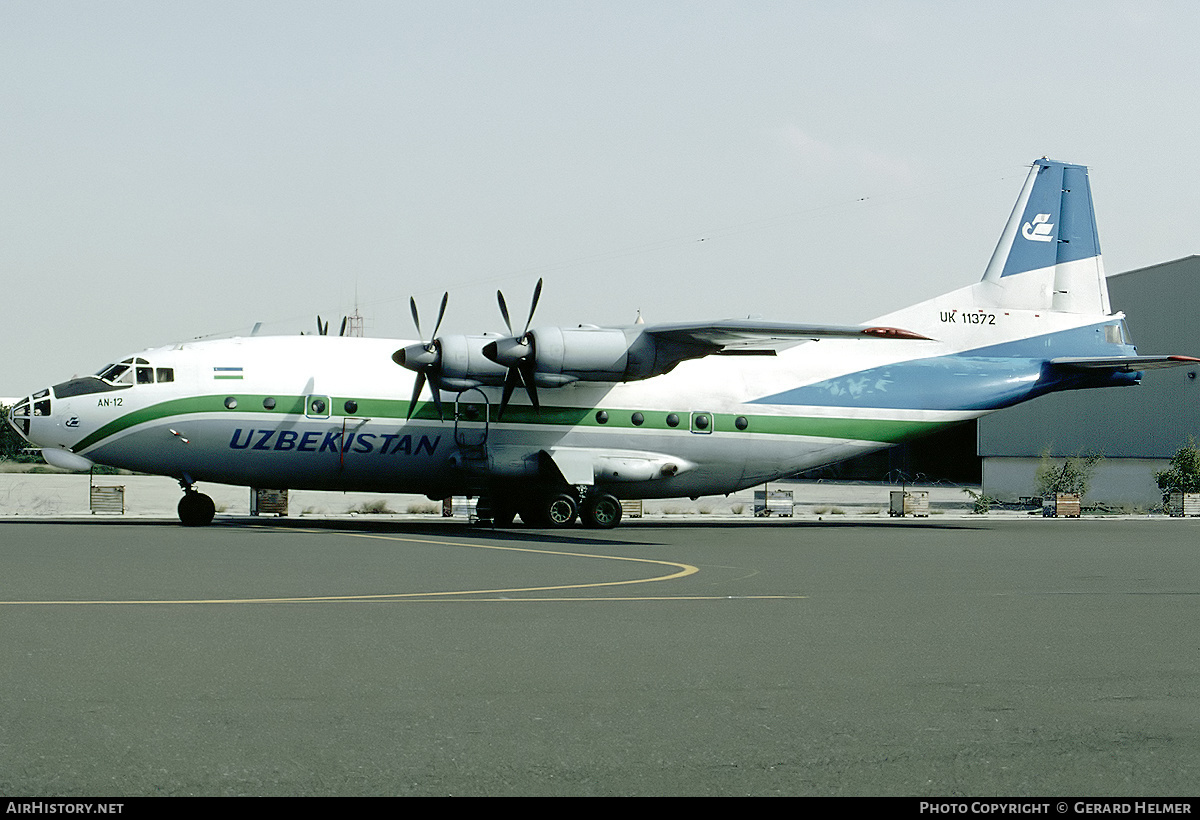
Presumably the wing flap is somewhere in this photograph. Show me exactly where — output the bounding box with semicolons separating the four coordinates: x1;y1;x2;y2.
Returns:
645;320;932;351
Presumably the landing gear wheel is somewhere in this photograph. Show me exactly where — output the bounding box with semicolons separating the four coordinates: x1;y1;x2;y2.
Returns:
543;493;578;528
178;491;215;527
516;493;580;527
582;493;623;529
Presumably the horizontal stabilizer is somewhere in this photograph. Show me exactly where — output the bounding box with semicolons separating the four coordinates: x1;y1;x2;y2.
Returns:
1050;355;1200;372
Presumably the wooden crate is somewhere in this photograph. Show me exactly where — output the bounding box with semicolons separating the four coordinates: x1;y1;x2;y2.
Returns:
754;490;793;517
251;488;289;516
447;496;477;519
889;490;929;517
1166;492;1200;516
89;485;125;514
619;499;643;519
1042;493;1081;518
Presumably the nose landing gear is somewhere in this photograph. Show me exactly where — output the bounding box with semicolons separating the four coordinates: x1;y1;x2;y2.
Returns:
178;480;216;527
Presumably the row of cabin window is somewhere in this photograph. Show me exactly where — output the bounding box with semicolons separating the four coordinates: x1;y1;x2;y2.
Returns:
223;399;750;430
599;410;749;430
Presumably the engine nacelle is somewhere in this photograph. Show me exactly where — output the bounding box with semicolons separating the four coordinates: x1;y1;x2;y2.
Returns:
397;326;717;393
521;326;673;383
393;335;509;390
437;335;509;387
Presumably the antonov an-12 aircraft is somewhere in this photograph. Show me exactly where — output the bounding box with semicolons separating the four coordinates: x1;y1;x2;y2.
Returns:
8;158;1196;528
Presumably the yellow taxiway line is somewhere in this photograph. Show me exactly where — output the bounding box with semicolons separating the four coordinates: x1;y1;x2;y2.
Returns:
0;529;804;605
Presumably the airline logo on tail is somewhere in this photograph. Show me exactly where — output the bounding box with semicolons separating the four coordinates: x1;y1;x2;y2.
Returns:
995;159;1096;280
1021;213;1055;242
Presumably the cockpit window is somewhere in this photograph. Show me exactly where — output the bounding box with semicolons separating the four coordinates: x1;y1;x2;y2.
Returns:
59;356;167;398
97;363;129;382
97;357;155;383
53;376;130;398
83;357;173;389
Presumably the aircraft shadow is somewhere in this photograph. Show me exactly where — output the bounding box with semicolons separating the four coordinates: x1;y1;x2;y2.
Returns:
0;515;987;541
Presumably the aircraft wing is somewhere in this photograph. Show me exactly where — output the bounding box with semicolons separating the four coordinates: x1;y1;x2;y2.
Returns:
1050;355;1200;372
643;320;932;354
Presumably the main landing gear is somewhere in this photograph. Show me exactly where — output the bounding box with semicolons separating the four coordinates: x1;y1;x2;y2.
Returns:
178;480;216;527
581;493;623;529
479;490;624;530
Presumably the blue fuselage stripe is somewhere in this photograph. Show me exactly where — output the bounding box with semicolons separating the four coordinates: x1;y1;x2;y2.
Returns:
752;322;1138;410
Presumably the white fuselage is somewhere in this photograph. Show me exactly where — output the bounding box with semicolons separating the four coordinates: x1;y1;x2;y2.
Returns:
25;292;1123;500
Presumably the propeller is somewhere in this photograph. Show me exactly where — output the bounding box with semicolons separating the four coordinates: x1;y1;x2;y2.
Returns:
316;315;350;336
410;292;448;348
486;278;543;419
395;292;449;420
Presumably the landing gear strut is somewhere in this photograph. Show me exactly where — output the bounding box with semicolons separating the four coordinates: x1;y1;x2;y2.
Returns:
178;481;215;527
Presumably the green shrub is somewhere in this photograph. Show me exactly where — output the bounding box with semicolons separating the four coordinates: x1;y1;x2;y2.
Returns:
349;499;394;514
962;488;996;514
1155;439;1200;500
1035;450;1102;498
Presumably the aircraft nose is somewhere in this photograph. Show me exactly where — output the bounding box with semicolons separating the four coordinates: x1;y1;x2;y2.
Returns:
7;389;52;443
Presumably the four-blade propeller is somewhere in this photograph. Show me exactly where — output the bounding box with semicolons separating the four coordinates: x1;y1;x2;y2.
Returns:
393;293;449;420
392;281;546;422
487;278;544;419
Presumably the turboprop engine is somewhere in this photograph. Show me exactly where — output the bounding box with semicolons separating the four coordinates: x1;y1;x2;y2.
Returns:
392;331;512;419
482;325;674;385
394;321;693;418
393;334;510;392
395;280;701;418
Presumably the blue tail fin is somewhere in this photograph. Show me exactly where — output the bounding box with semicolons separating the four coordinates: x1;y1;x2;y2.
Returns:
981;158;1110;314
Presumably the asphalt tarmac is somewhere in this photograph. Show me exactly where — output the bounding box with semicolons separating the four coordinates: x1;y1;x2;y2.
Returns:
1;516;1197;796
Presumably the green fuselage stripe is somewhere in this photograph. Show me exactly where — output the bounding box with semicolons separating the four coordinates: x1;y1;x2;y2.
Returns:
71;393;942;453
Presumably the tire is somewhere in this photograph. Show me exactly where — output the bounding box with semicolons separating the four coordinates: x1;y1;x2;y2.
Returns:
178;492;215;527
543;493;579;528
582;493;623;529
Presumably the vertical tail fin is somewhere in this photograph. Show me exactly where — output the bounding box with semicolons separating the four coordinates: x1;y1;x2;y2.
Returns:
981;158;1111;315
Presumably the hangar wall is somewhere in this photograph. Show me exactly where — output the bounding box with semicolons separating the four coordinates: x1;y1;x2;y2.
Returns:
978;256;1200;505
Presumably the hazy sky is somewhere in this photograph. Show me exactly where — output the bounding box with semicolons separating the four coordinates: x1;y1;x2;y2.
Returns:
3;1;1198;394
